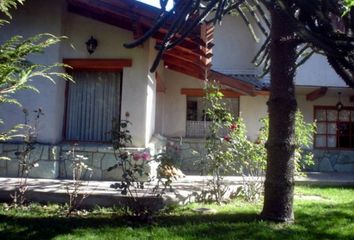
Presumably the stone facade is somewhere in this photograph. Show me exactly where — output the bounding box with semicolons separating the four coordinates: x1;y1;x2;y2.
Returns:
0;142;159;181
167;138;354;174
309;150;354;173
167;138;207;175
0;143;60;179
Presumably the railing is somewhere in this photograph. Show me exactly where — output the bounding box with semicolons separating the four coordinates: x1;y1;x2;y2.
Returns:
186;121;229;138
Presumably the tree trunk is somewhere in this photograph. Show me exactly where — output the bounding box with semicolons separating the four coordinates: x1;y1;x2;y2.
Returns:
260;5;298;222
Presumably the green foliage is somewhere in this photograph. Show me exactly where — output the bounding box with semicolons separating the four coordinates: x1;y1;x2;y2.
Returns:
259;111;316;173
109;114;181;219
203;81;316;202
203;81;234;203
0;0;24;19
344;0;354;14
0;0;72;143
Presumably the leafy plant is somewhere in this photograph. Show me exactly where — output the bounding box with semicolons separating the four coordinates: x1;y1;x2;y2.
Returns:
0;0;72;144
203;81;235;204
260;111;316;173
10;108;43;207
109;113;182;220
64;144;93;217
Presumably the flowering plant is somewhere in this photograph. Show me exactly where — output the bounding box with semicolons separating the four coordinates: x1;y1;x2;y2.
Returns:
108;114;181;219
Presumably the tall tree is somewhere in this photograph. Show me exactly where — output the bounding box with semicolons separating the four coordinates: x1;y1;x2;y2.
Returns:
126;0;354;222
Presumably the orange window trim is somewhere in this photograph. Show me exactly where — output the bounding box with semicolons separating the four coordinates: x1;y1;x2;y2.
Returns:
181;88;241;98
63;59;132;71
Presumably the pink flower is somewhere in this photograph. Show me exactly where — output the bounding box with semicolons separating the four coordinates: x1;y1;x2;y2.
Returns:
141;152;151;161
132;152;141;161
223;135;231;142
230;123;238;131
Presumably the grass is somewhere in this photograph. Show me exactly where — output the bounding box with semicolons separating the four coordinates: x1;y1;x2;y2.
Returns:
0;186;353;240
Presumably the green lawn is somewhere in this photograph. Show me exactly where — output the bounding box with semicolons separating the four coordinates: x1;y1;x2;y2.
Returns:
0;186;353;240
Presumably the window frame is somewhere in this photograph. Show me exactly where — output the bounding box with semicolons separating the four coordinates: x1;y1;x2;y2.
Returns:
314;105;354;150
62;59;130;143
184;94;240;138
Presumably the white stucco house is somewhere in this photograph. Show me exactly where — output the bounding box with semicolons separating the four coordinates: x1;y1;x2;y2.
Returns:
0;0;354;180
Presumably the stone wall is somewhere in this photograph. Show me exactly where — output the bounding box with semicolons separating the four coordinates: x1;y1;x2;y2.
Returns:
309;150;354;173
167;138;207;175
167;138;354;174
0;143;60;179
0;141;161;181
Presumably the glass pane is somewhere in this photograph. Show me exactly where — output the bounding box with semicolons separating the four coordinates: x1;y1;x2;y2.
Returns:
315;109;326;121
317;123;326;134
351;111;354;121
328;123;337;134
338;135;350;148
327;136;337;148
338;122;350;135
315;135;326;148
339;110;350;121
327;110;337;121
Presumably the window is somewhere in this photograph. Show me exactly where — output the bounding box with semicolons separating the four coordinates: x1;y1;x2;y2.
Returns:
65;71;122;142
314;106;354;149
186;96;239;137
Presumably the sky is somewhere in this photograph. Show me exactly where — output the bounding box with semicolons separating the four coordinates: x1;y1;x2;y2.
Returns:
137;0;173;10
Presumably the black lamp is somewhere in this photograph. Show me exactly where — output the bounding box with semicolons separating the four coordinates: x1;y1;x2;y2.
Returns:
86;36;98;54
336;92;344;111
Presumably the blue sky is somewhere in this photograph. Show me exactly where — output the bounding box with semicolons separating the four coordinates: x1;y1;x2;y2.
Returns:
138;0;173;10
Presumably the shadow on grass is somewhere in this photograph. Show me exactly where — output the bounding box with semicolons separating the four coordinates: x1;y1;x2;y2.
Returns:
0;201;353;240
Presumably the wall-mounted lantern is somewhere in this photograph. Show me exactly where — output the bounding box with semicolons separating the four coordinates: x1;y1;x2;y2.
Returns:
336;92;344;111
86;36;98;54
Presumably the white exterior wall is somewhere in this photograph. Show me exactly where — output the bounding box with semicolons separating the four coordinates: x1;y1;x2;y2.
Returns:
213;14;350;88
297;92;354;124
0;0;66;144
0;0;157;147
296;54;348;87
161;70;204;137
213;15;263;74
240;95;268;140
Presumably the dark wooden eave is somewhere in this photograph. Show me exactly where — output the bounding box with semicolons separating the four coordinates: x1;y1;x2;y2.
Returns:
306;87;328;101
67;0;213;79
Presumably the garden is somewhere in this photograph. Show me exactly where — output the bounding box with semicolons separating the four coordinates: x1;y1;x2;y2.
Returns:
1;1;354;239
0;186;353;240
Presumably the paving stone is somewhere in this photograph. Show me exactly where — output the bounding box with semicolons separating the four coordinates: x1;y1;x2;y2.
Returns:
101;153;118;171
89;168;102;180
337;154;354;164
29;161;59;179
6;159;19;177
319;158;334;172
334;164;354;173
102;168;124;181
92;153;104;169
82;145;98;153
60;144;72;151
2;144;18;152
29;146;43;162
40;145;49;160
50;146;60;161
97;146;115;153
0;160;7;176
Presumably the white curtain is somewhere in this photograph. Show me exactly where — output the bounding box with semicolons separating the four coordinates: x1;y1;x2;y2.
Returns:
66;71;121;142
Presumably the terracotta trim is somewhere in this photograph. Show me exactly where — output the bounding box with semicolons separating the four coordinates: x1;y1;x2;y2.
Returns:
63;59;132;71
181;88;241;98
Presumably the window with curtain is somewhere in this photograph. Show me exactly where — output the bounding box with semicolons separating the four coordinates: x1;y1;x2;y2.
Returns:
65;71;121;142
314;106;354;149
